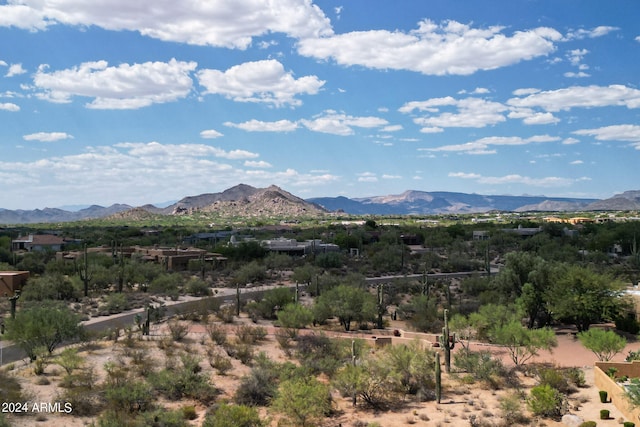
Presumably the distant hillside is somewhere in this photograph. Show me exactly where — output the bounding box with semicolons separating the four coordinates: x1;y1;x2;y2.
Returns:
584;190;640;211
0;204;132;224
1;185;636;224
309;190;597;215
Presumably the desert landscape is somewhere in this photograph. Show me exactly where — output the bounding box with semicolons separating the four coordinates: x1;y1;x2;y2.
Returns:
2;298;639;427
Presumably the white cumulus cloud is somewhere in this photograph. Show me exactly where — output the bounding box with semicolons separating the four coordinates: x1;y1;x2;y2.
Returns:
23;131;73;142
224;119;299;132
301;111;388;136
199;129;224;139
507;85;640;112
298;19;561;75
0;0;333;49
33;58;197;109
0;102;20;112
197;59;324;107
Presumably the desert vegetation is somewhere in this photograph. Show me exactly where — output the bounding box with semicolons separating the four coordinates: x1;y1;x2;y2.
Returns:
1;214;640;426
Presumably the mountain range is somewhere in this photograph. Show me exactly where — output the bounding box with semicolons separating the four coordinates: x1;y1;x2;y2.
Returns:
1;185;639;224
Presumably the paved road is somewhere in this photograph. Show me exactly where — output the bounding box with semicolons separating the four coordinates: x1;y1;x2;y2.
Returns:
0;269;498;366
0;286;272;366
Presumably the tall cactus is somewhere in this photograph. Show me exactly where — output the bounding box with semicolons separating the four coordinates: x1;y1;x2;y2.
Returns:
438;308;455;373
79;244;92;297
376;283;384;329
435;351;442;403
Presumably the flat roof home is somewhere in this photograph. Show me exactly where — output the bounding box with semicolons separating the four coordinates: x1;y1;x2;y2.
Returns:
11;234;65;252
0;271;29;296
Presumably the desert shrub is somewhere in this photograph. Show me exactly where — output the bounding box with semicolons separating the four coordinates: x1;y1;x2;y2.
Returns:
203;403;263;427
56;347;84;375
453;350;506;389
499;394;527;424
104;379;154;414
149;354;217;404
276;303;314;329
527;384;567;418
236;324;267;345
536;366;574;394
182;405;197;420
600;409;610;419
104;293;129;314
565;367;586;388
295;333;355;376
623;422;636;427
579;422;597;427
218;305;236;323
208;349;233;375
186;277;211;297
167;319;190;342
206;322;228;345
234;367;278;406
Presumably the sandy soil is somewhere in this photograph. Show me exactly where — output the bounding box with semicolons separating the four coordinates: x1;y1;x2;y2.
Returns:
3;317;640;427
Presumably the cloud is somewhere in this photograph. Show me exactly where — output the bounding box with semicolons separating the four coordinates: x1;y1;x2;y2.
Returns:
357;172;378;182
114;141;258;160
23;132;73;142
244;160;272;168
401;97;508;128
573;125;640;149
564;71;590;78
33;58;197;109
0;4;49;30
562;137;580;145
224;119;299;132
0;0;333;49
570;160;584;165
0;141;339;207
507;85;640;112
0;102;20;112
298;19;561;75
381;125;403;132
199;129;224;139
6;63;26;77
427;135;559;155
197;59;324;107
566;26;619;40
449;171;583;187
300;111;388;135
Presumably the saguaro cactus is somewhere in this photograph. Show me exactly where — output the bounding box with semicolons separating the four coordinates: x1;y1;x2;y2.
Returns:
438;308;456;373
376;283;385;329
79;244;92;297
435;351;442;403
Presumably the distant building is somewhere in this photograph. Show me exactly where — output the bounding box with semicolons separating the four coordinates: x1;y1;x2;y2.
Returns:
259;237;340;255
11;234;65;252
501;225;543;237
0;271;29;296
473;231;490;241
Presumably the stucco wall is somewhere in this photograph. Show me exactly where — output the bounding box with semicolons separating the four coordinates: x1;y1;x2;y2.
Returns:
594;364;640;422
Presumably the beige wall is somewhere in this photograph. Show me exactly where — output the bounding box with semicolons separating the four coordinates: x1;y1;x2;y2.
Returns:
594;363;640;422
0;271;29;296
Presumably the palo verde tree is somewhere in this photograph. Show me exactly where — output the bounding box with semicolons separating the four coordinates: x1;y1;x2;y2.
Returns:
549;265;624;332
5;301;82;360
315;284;377;331
577;328;627;361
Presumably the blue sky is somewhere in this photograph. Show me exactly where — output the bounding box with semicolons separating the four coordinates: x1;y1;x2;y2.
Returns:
1;0;639;210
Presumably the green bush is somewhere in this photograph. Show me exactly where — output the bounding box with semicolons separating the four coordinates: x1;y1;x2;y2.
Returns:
104;380;154;414
527;384;567;418
623;421;636;427
599;390;608;403
203;403;263;427
182;405;197;420
600;409;610;419
579;422;597;427
537;367;572;393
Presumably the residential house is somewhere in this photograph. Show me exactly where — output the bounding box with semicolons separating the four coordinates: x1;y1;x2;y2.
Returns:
0;271;29;296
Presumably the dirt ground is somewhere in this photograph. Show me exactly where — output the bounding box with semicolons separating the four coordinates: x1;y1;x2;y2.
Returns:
4;317;640;427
